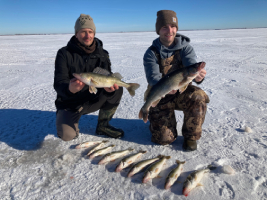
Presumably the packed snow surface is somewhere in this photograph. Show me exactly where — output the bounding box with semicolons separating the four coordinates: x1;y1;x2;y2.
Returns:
0;28;267;200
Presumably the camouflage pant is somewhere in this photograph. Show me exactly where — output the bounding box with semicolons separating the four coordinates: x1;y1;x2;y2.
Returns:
148;85;210;145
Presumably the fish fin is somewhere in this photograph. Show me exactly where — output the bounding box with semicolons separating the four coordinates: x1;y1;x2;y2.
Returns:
197;183;203;187
156;175;162;178
128;148;134;151
151;99;161;107
139;150;147;154
93;67;111;76
102;140;109;143
179;84;189;94
176;160;186;164
127;83;140;97
165;156;171;159
89;86;97;94
112;72;123;80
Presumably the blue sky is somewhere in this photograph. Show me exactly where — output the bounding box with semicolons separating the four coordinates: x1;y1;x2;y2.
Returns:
0;0;266;35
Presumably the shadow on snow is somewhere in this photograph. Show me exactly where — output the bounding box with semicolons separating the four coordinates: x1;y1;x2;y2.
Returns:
0;108;158;151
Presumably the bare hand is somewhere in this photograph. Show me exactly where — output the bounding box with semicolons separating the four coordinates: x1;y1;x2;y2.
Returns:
168;90;177;95
104;83;119;93
195;68;206;82
69;78;85;94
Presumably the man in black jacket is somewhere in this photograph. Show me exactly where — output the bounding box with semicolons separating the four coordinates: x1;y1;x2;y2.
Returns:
54;14;124;141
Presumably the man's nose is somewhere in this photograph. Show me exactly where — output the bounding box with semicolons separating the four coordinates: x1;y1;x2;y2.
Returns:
166;26;172;32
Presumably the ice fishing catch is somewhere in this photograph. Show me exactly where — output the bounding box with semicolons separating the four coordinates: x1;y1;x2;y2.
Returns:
182;165;216;196
142;155;171;183
98;148;134;165
73;72;140;97
75;140;107;149
127;156;161;178
88;145;115;159
165;160;185;190
115;150;147;172
139;62;205;123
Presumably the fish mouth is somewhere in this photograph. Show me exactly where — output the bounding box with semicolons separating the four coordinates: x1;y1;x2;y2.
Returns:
72;73;80;79
142;178;149;184
164;183;171;190
98;160;106;165
182;188;190;196
115;167;122;172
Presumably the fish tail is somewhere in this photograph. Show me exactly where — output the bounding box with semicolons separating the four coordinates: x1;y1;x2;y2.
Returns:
127;83;140;97
207;164;217;170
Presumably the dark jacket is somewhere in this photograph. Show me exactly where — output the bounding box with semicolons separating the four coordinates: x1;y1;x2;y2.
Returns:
54;36;112;111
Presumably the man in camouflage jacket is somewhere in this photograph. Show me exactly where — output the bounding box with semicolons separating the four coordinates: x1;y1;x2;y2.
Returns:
142;10;209;151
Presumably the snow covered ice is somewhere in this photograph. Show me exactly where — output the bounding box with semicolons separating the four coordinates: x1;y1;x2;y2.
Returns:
0;28;267;199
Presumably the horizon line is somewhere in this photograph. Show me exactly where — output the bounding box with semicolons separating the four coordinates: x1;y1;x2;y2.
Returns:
1;27;267;36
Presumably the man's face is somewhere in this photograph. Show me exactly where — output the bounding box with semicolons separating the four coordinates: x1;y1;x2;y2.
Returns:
159;24;177;47
75;28;95;46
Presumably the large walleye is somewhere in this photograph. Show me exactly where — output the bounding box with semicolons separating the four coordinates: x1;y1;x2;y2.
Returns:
127;155;162;178
142;155;171;183
86;140;109;156
115;150;147;172
73;72;140;97
183;165;216;196
75;140;107;149
139;62;206;123
98;148;134;165
89;145;115;159
164;160;186;190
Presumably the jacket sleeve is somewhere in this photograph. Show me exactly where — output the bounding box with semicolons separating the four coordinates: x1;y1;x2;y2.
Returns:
143;48;162;86
180;44;205;84
180;44;197;67
53;48;74;99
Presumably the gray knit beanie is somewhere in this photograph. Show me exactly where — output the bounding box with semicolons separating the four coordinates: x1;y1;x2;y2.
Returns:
156;10;178;34
74;14;96;34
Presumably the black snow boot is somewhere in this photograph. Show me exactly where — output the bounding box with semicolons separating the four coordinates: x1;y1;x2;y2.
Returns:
182;139;197;151
96;106;124;139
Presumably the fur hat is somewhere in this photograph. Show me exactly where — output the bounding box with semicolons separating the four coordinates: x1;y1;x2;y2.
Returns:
74;14;96;34
156;10;178;34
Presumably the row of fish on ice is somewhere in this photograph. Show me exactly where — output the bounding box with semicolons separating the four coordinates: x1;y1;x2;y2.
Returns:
75;140;234;196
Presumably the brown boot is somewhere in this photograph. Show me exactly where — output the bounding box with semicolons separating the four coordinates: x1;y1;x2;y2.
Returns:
182;139;197;151
96;106;124;139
